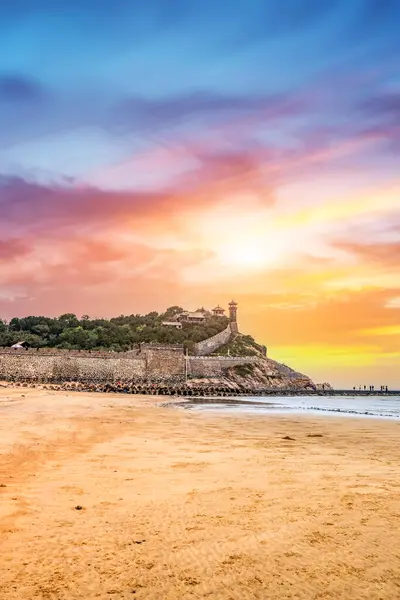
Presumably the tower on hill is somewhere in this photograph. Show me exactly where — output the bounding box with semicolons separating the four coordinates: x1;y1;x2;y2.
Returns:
229;300;238;323
229;300;238;334
212;305;225;316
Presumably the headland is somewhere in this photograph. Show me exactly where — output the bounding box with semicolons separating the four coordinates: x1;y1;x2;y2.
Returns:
0;302;318;394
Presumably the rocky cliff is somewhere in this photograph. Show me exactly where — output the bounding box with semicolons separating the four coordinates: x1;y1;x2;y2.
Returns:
187;356;315;391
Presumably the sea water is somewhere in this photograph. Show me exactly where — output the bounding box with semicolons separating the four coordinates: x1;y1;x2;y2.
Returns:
179;395;400;420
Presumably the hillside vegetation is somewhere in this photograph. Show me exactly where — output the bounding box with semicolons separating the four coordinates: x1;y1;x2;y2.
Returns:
211;334;264;357
0;308;231;353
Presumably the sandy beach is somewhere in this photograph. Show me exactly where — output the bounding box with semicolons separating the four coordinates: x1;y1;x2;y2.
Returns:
1;387;399;599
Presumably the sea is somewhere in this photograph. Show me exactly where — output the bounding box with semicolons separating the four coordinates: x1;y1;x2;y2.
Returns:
175;394;400;420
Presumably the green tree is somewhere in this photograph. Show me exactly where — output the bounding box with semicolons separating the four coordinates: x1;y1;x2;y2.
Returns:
9;317;21;331
163;306;183;318
0;307;231;352
58;313;80;329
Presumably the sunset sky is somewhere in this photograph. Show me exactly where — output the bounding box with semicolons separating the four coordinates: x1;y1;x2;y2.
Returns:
1;1;399;387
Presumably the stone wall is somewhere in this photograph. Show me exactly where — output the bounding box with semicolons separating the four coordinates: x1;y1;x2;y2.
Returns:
188;356;258;377
0;348;183;383
193;323;234;356
145;347;185;379
0;353;146;383
0;344;187;383
0;347;259;383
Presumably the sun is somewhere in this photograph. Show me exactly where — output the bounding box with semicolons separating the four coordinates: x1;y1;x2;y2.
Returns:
216;238;271;270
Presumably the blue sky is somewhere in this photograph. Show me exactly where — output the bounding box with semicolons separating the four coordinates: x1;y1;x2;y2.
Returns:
0;1;399;386
1;0;399;181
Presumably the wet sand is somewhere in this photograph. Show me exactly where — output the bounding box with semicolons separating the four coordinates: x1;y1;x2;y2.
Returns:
1;386;399;599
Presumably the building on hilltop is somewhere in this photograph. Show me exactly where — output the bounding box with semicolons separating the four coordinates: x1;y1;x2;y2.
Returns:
178;310;207;324
161;321;182;330
163;302;237;327
212;305;225;316
175;302;237;324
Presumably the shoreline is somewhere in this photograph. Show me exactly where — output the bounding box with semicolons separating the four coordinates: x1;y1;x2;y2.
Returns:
161;394;400;421
2;383;399;422
1;386;400;599
1;379;398;397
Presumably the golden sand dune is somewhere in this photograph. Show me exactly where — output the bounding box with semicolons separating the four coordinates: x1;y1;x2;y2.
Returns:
0;387;399;599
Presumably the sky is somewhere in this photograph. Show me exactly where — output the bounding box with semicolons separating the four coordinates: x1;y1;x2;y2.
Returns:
0;0;399;388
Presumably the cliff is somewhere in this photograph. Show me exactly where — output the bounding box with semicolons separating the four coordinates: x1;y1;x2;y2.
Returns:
187;356;315;391
227;358;315;390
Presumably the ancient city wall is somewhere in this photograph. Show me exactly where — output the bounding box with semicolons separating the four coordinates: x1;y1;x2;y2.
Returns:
145;347;185;379
0;353;146;383
193;323;234;356
0;346;258;383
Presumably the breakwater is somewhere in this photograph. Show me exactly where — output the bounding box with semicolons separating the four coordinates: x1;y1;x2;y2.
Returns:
2;380;397;397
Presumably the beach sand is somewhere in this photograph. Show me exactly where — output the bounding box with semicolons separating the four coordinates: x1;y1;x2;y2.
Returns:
0;387;399;599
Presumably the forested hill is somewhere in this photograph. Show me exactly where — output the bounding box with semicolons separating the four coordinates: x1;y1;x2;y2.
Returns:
0;307;246;354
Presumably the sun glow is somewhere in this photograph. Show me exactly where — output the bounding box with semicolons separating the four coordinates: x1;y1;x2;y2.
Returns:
216;238;273;270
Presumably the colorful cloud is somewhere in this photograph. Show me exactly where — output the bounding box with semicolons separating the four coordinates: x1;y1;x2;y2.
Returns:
0;1;399;387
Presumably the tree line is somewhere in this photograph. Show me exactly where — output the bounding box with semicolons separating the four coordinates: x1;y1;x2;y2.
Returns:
0;307;232;353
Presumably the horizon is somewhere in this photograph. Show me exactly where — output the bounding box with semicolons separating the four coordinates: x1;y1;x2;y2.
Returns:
1;1;399;389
